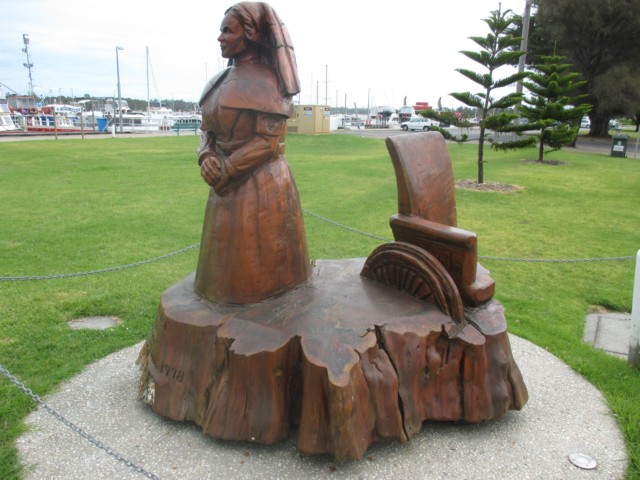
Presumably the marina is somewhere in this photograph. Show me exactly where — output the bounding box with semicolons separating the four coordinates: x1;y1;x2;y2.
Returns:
1;39;201;136
0;92;202;136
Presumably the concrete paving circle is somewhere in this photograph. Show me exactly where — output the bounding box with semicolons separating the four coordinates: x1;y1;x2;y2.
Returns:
16;335;627;479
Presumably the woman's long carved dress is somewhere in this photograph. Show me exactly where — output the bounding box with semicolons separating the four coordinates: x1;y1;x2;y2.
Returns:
194;63;311;305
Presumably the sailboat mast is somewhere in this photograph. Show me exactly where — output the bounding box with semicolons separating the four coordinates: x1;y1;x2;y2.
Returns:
146;46;150;113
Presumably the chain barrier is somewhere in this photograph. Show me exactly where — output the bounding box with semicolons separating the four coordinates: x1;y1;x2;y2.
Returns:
301;208;635;263
479;254;635;263
0;243;199;282
0;212;636;283
301;208;391;242
0;363;161;480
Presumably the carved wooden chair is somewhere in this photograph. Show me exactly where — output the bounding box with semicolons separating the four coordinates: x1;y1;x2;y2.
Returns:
361;132;494;324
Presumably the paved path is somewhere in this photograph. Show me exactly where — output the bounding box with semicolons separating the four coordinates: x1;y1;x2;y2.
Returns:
16;335;627;479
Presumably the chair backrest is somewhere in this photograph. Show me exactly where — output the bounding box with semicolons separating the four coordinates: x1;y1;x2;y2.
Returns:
385;132;457;227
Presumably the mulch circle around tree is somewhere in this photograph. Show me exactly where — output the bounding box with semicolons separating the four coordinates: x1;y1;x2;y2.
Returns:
521;159;568;166
455;180;523;193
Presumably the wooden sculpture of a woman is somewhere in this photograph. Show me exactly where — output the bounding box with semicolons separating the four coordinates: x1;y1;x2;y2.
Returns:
194;2;310;305
139;2;527;461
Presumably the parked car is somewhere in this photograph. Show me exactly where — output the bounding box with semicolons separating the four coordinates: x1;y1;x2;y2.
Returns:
580;117;620;129
401;117;436;131
510;117;528;126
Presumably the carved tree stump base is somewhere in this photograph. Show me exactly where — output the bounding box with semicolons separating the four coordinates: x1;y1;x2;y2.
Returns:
138;259;527;460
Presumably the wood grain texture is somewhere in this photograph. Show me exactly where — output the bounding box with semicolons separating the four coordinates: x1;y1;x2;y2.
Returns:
139;259;527;460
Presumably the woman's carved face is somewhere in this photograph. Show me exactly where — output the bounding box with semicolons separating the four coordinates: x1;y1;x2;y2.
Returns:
218;14;247;59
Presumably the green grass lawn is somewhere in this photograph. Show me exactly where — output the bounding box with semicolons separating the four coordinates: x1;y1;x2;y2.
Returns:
1;133;639;478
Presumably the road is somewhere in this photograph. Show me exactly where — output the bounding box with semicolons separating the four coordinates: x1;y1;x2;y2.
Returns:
1;125;632;157
334;125;626;156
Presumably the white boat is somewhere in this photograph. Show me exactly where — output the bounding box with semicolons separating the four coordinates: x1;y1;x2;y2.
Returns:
28;103;93;132
41;103;82;117
148;107;178;130
111;111;162;133
0;87;20;132
105;99;164;133
1;93;82;134
171;113;201;128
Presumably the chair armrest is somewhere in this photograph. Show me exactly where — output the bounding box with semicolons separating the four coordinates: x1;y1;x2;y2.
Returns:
390;214;477;263
390;214;494;305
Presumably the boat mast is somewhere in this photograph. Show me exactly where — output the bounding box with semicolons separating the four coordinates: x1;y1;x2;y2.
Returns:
22;34;35;97
146;46;150;114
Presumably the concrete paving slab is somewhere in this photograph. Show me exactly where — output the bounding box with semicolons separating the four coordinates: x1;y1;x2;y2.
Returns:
583;312;631;359
16;335;627;479
67;316;122;330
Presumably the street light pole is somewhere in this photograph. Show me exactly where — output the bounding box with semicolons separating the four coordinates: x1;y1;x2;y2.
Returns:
116;46;124;133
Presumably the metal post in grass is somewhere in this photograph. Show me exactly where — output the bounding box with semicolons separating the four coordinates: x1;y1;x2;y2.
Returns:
629;249;640;368
116;46;124;134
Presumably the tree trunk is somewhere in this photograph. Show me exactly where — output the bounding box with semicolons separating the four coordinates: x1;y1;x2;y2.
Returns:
477;126;485;184
138;259;528;461
589;116;611;137
538;131;545;161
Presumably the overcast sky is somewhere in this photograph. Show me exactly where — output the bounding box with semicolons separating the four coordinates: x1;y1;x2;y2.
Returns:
1;0;530;110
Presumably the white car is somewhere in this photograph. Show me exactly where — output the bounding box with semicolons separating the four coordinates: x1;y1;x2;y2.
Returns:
401;117;436;131
580;116;590;128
